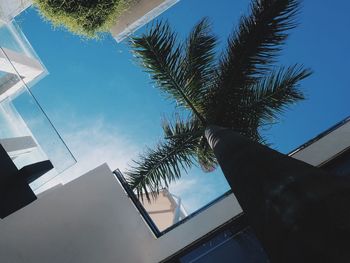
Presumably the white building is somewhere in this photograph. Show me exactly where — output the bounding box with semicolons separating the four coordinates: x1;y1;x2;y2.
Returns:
140;188;187;232
0;6;75;190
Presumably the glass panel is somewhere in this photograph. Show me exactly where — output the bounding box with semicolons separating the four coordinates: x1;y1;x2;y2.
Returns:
0;20;38;59
0;21;76;190
114;170;232;235
180;227;269;263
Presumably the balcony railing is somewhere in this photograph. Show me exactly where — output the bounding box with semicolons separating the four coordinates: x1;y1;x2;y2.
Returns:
0;21;76;190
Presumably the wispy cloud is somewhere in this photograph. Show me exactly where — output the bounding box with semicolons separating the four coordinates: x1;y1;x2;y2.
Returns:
169;168;230;214
36;116;140;192
169;178;197;193
35;115;230;214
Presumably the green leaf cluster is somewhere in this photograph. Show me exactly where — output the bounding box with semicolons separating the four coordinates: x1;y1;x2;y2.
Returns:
33;0;133;37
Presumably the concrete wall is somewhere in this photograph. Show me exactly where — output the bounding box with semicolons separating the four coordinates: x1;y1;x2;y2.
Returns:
0;136;36;156
111;0;179;42
0;164;242;263
291;120;350;166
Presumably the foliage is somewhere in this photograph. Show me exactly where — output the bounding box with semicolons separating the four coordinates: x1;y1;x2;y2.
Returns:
33;0;133;37
127;0;312;200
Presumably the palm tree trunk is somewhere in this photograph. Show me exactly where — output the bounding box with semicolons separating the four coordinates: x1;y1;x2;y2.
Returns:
205;126;350;263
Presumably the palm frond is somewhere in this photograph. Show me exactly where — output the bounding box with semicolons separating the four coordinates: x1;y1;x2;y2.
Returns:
243;65;312;125
126;118;202;201
221;0;300;86
206;0;301;124
196;136;218;172
213;65;310;141
131;21;206;123
162;114;218;171
183;18;218;111
162;114;202;139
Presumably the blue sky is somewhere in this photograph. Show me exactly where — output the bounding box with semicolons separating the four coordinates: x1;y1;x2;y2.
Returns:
13;0;350;212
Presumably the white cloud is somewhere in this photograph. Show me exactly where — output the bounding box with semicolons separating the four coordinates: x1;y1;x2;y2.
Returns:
34;115;230;215
169;178;197;193
169;169;231;214
35;116;140;193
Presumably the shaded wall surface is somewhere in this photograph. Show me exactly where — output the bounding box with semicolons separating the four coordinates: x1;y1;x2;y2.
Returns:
0;164;241;263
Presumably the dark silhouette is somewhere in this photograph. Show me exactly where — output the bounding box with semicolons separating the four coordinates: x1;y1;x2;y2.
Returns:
206;126;350;262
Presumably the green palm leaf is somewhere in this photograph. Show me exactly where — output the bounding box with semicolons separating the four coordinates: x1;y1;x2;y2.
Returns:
243;65;312;125
207;0;301;125
196;136;218;172
183;18;217;112
126;118;203;200
131;21;206;123
220;0;300;85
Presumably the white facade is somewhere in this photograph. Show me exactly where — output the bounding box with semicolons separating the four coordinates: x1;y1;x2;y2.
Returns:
0;136;37;157
111;0;179;42
290;117;350;166
0;46;46;101
0;0;32;22
141;188;187;231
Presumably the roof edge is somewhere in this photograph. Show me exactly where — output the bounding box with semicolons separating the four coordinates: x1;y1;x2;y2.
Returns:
288;116;350;156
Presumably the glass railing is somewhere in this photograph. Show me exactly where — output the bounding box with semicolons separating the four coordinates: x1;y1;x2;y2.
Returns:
0;20;76;190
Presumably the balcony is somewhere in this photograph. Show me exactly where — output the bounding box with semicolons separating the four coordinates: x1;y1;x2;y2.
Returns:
0;21;76;191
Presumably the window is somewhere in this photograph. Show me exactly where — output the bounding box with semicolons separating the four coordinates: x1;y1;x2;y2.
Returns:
113;169;233;237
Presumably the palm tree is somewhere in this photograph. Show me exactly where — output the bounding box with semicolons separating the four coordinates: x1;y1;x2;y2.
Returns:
204;125;350;262
127;0;311;200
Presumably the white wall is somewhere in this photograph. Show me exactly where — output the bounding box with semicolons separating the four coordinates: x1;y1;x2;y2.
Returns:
0;136;36;155
0;47;46;101
0;164;241;263
291;120;350;166
0;0;32;22
111;0;179;42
